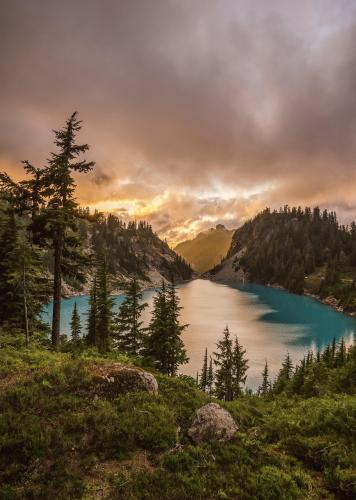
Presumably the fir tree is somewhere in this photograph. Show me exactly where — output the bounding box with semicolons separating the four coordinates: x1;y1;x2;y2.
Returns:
70;302;81;343
291;358;306;394
199;348;208;391
144;281;188;376
41;112;94;348
258;361;271;396
335;337;346;367
214;326;234;401
144;282;169;372
114;277;148;355
331;337;337;366
96;257;113;353
86;274;98;347
274;352;293;393
207;356;214;396
0;207;51;342
165;282;189;376
232;336;249;398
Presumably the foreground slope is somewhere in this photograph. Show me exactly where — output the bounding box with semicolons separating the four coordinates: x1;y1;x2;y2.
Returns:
1;347;355;499
174;225;234;274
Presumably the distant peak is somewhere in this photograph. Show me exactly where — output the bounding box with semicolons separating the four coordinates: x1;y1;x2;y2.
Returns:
215;224;226;231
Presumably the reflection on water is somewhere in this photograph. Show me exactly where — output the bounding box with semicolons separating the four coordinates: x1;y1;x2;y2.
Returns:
43;279;356;390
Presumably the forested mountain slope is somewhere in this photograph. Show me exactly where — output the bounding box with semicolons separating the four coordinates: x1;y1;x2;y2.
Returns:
210;206;356;311
174;224;234;273
48;210;193;292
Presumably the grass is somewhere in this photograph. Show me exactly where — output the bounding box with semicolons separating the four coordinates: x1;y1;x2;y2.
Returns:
0;348;355;498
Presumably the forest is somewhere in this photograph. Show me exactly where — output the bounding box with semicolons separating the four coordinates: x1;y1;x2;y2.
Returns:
215;206;356;308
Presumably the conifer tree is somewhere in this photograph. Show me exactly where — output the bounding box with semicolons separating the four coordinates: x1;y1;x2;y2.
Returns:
322;343;332;367
214;326;234;401
165;282;188;376
114;277;148;355
144;281;188;376
232;336;249;397
96;257;113;353
331;337;337;366
41;112;94;348
274;352;293;393
70;302;81;343
199;348;208;391
207;356;214;396
335;337;346;367
291;358;306;394
86;274;98;347
258;361;271;396
280;352;293;380
144;282;169;372
0;207;51;343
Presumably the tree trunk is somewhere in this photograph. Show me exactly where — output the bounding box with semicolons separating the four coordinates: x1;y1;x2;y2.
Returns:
52;227;63;348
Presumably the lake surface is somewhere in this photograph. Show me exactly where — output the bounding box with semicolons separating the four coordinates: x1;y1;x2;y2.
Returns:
43;279;356;390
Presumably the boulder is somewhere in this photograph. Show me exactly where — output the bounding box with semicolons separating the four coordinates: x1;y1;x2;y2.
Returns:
90;363;158;399
188;403;238;444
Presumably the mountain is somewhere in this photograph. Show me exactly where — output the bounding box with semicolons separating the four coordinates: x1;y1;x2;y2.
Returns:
47;211;193;293
210;206;356;311
174;224;235;273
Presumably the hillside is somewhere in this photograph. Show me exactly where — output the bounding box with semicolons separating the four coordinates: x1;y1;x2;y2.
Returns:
210;207;356;311
174;224;234;273
1;345;355;499
45;212;193;293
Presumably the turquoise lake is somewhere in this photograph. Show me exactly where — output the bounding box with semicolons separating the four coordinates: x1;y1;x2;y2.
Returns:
43;279;356;390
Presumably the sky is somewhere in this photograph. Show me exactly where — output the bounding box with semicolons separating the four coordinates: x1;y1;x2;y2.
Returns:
1;0;356;246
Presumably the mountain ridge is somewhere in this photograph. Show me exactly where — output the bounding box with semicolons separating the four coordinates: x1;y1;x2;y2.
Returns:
174;224;235;274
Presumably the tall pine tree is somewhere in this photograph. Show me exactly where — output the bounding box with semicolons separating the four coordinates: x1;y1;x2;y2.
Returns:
165;282;188;376
144;281;188;376
39;112;94;347
70;302;81;343
199;348;208;391
232;336;249;397
96;257;113;353
86;274;98;347
114;277;147;355
214;326;234;401
258;361;271;396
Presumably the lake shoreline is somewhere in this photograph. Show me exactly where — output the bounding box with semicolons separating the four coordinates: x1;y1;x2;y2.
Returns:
208;275;356;318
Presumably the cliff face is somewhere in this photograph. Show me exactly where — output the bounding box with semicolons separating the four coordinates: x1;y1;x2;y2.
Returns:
174;225;234;274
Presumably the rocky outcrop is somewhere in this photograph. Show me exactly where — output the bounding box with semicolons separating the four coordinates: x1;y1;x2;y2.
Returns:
89;363;158;400
188;403;238;444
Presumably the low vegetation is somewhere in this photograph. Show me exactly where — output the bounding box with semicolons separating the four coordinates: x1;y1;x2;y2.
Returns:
0;341;355;499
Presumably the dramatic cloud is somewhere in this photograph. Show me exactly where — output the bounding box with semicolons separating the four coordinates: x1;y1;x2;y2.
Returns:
1;0;356;244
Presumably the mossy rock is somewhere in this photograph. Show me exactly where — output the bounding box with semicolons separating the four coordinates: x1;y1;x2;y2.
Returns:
88;363;158;400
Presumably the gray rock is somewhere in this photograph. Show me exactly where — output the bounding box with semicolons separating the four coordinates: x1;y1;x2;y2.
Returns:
188;403;238;444
91;363;158;399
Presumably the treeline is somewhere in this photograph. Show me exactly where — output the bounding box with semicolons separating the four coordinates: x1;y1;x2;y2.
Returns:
0;113;191;348
224;206;356;304
69;273;188;376
198;328;356;400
